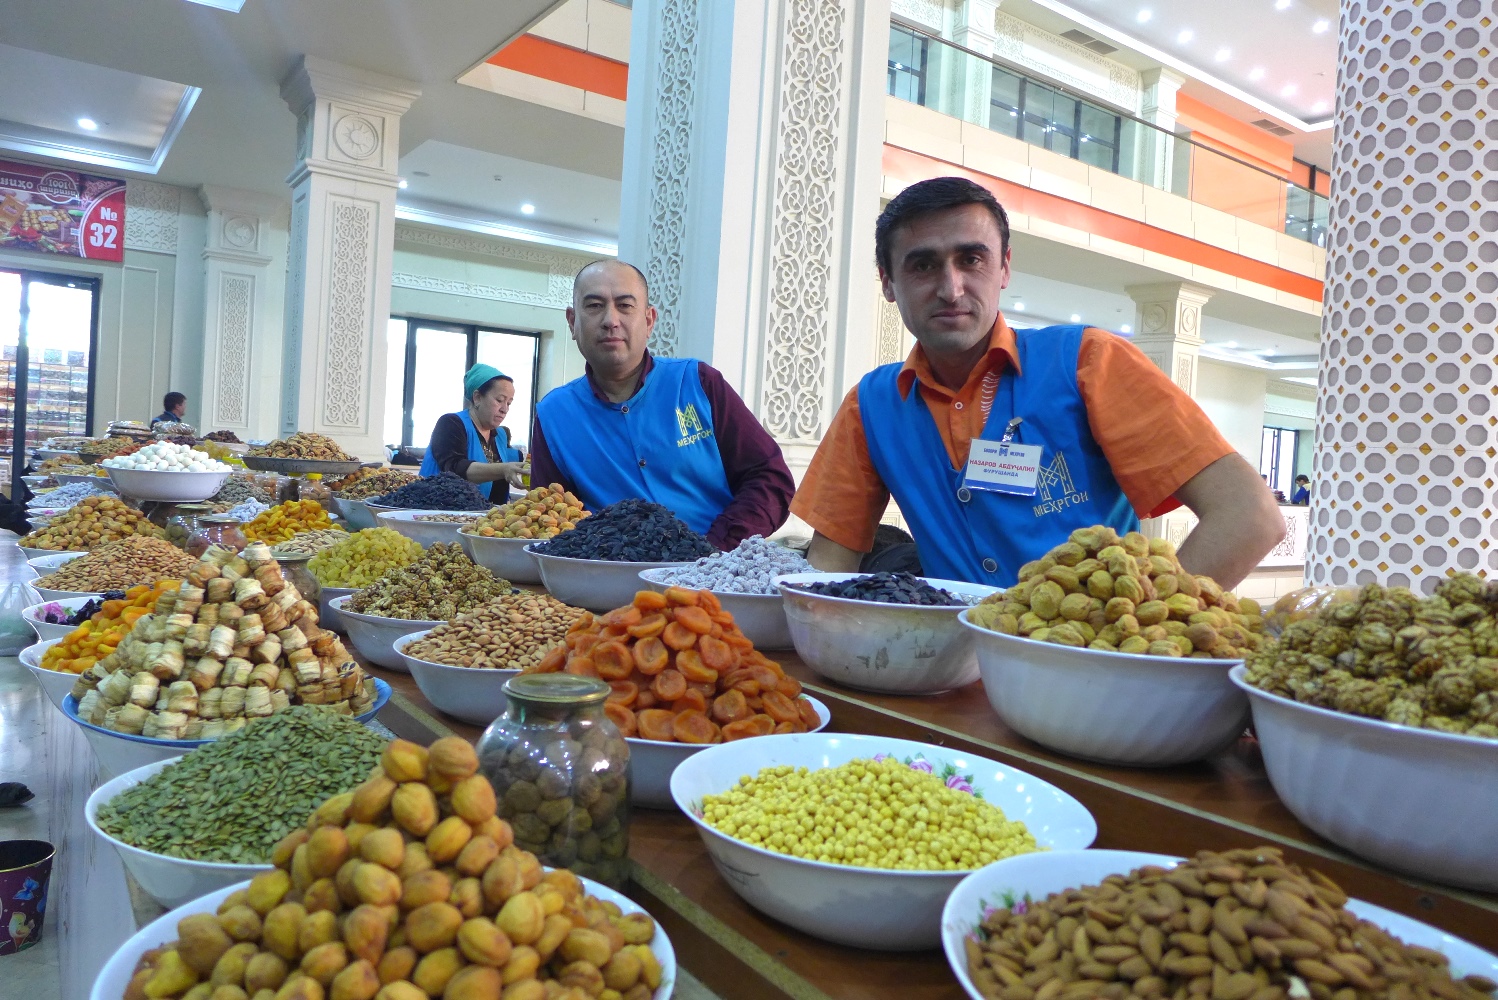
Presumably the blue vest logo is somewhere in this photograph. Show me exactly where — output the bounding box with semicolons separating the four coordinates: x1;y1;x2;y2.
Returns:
1033;452;1090;518
676;404;712;448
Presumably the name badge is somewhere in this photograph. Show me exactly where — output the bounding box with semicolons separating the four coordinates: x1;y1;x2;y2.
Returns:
963;438;1042;496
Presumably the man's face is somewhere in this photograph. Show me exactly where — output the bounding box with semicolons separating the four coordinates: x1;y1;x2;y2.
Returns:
172;400;186;417
566;264;657;375
880;203;1011;358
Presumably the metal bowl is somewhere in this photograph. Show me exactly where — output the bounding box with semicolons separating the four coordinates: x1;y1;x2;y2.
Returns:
458;531;543;585
376;509;479;548
395;630;520;726
528;546;691;613
242;455;363;476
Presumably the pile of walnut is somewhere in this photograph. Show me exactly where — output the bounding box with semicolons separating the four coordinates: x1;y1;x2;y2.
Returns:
969;526;1265;658
1245;573;1498;738
70;542;374;740
124;736;664;1000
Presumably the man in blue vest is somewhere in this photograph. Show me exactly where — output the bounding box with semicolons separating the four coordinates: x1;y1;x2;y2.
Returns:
792;176;1285;589
529;260;796;550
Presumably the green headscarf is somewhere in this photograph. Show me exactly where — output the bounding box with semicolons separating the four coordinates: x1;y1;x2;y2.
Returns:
463;363;508;402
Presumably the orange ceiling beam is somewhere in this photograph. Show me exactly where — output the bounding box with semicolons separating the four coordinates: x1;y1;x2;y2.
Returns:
487;34;629;102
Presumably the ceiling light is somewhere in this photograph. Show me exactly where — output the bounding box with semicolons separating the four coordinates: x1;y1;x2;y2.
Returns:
1281;83;1298;97
1249;67;1266;80
1176;29;1194;44
397;178;408;189
184;0;247;10
1121;324;1133;334
1070;313;1082;323
1274;0;1291;9
520;203;536;215
1312;18;1330;32
1136;8;1152;22
1214;47;1232;62
1311;101;1328;113
1223;341;1239;348
1013;302;1026;311
76;117;98;131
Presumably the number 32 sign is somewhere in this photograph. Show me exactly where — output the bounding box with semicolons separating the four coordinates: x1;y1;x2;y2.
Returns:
0;158;127;263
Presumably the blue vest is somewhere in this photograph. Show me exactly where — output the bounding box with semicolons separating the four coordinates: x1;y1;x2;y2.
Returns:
860;325;1138;587
537;357;734;535
419;409;521;503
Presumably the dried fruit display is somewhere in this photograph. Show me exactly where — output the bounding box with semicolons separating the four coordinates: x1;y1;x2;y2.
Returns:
526;587;821;744
249;432;355;461
1245;574;1498;738
121;735;666;1000
404;594;586;670
40;582;179;675
34;536;197;593
240;500;339;544
346;543;510;621
19;494;164;551
462;485;589;540
332;468;419;500
968;526;1265;658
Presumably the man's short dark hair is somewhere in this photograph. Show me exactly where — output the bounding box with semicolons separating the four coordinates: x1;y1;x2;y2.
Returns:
875;176;1010;276
1295;474;1310;483
163;392;186;412
572;259;650;301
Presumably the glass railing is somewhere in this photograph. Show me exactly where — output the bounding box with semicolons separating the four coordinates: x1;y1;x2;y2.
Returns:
888;23;1330;247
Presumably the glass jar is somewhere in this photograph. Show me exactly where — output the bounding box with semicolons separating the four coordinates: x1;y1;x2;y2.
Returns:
272;552;321;606
477;674;631;888
188;516;247;557
298;474;332;506
163;504;212;550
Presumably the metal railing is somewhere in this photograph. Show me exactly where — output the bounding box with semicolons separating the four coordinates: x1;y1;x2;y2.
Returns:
888;23;1329;247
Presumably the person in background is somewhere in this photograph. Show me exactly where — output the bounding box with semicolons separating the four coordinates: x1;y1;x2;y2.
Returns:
420;363;525;503
153;392;186;425
792;176;1284;590
1291;474;1310;505
530;259;795;550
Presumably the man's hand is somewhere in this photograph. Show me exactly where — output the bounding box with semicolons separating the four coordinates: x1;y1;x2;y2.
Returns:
807;531;865;573
1175;454;1286;589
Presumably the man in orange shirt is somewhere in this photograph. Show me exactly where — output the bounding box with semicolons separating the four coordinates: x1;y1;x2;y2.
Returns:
792;177;1284;589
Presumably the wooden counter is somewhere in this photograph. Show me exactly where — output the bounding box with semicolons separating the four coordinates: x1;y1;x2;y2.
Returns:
367;654;1498;1000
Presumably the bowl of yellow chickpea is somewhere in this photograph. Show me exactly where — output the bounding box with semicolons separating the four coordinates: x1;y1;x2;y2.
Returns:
669;732;1097;950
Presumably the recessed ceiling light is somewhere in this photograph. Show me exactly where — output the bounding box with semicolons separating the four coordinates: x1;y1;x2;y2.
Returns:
1281;83;1298;96
520;203;536;215
1249;67;1266;81
1312;18;1330;32
1136;8;1152;22
1224;341;1239;348
76;117;98;131
397;178;408;189
1176;29;1194;44
1070;313;1082;323
1121;324;1133;334
1274;0;1292;9
1311;101;1328;113
1013;302;1026;311
1214;47;1232;62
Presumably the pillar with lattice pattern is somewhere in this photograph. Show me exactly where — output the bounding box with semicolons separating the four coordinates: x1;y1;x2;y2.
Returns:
1309;0;1498;592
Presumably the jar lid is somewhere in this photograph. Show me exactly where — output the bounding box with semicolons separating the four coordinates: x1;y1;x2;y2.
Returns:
502;673;609;707
199;515;241;524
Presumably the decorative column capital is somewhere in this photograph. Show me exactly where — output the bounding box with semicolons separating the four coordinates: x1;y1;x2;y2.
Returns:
280;56;420;183
200;185;284;265
954;0;1002;55
1139;67;1186;119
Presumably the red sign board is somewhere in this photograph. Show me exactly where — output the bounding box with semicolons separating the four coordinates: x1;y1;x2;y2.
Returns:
0;159;127;263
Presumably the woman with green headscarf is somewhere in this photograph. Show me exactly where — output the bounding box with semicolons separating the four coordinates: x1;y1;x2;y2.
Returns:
420;363;526;502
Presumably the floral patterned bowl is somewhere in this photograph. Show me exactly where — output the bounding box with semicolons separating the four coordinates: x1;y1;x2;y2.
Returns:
668;732;1097;950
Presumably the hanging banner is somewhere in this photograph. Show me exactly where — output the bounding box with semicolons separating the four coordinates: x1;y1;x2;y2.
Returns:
0;159;127;263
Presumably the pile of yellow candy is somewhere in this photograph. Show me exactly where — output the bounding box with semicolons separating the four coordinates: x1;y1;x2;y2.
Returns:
700;756;1038;871
240;500;339;544
308;527;424;588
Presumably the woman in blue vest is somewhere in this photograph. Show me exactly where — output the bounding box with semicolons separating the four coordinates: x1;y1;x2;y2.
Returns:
419;363;525;503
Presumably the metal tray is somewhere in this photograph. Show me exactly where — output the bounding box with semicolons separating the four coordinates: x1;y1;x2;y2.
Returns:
241;455;364;476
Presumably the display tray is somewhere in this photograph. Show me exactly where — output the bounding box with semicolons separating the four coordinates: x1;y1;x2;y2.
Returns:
240;455;363;475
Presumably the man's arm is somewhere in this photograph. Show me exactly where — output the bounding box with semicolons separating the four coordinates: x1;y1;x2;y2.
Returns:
1174;453;1286;589
698;364;796;549
807;532;864;572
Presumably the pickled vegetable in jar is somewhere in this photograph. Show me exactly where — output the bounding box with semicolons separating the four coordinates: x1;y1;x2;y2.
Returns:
476;674;631;888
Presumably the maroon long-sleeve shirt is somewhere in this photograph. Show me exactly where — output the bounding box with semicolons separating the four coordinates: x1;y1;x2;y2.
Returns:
529;354;795;550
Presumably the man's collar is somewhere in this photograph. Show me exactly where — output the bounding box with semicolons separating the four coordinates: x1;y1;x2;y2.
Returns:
895;313;1021;399
584;350;655;404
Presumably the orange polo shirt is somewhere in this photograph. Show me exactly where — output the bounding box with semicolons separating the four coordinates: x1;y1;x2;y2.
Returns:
792;315;1235;553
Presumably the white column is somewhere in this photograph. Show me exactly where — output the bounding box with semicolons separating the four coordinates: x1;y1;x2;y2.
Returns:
279;57;419;461
1125;281;1213;397
198;186;284;440
1308;0;1498;592
1138;67;1185;193
952;0;1000;124
618;0;892;478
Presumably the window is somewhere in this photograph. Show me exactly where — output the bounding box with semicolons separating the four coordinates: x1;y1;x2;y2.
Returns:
888;23;930;103
1259;426;1299;496
386;317;541;454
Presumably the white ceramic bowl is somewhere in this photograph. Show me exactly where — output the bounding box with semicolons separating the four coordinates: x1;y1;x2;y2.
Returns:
942;849;1498;1000
104;466;230;502
19;638;77;709
1232;665;1498;892
22;595;100;641
376;508;481;548
630;695;832;811
529;546;691;613
459;530;543;585
18;545;86;563
90;875;678;1000
317;585;357;631
964;612;1249;766
637;568;793;650
332;495;377;530
775;573;998;694
33;583;103;603
395;629;521;726
330;594;441;670
85;758;271;908
60;678;392;781
669;732;1096;950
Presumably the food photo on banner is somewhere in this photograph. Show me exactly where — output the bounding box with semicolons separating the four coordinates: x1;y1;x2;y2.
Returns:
0;158;126;262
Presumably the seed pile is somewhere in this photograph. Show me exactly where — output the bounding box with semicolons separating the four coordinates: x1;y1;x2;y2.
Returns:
648;535;810;595
532;498;713;562
248;432;355;461
308;528;424;588
963;846;1498;1000
969;526;1266;657
240;499;339;544
463;485;589;540
271;528;354;557
94;707;387;863
332;468;417;499
18;494;163;551
34;535;198;592
404;594;587;670
789;571;969;606
1245;573;1498;738
41;582;178;675
347;543;511;621
370;472;492;511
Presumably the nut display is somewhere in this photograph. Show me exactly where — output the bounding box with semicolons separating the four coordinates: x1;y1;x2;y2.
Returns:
36;456;88;474
968;526;1265;657
331;468;418;499
240;500;339;544
18;494;164;551
462;485;589;540
404;593;587;670
33;535;198;593
78;436;143;460
307;527;424;588
40;582;179;675
271;528;355;558
121;733;664;1000
962;846;1497;1000
1244;574;1498;738
210;475;276;509
69;542;375;739
532;498;714;562
248;432;355;461
413;512;483;524
346;543;511;621
527;587;822;743
95;706;387;863
702;755;1037;871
